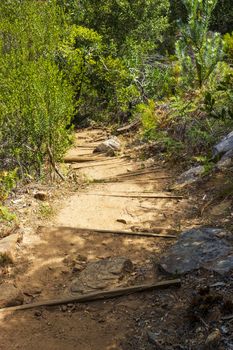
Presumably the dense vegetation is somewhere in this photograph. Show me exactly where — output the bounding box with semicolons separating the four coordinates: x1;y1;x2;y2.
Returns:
0;0;233;199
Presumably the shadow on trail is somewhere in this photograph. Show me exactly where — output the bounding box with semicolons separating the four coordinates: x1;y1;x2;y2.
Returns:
0;225;175;350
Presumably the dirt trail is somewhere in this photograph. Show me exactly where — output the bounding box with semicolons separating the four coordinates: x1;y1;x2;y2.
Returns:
0;129;194;350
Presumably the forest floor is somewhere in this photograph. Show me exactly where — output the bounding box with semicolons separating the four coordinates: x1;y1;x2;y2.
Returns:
0;129;233;350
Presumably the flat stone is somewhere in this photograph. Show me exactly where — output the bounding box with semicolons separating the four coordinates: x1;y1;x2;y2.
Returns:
0;233;20;262
70;257;133;294
172;166;205;189
0;283;24;308
159;227;232;275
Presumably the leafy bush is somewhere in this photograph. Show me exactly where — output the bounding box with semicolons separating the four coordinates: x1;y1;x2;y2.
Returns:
176;0;223;88
0;170;17;201
224;32;233;60
0;0;74;177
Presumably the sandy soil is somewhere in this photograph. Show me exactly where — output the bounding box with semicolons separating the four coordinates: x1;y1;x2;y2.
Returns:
1;129;232;350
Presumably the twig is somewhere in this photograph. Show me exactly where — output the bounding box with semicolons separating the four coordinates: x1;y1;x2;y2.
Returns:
0;279;181;313
116;119;141;134
80;193;183;199
100;177;172;183
118;168;161;178
64;156;106;163
222;315;233;321
72;160;125;170
47;146;65;181
200;198;214;216
38;225;177;238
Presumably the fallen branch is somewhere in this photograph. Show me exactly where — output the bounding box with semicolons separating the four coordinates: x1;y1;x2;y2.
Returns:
200;198;214;216
81;193;183;199
101;177;172;183
64;156;106;163
47;146;65;181
50;225;177;238
116;119;141;134
0;279;181;313
38;225;177;238
75;146;94;149
117;168;163;178
222;314;233;321
72;159;125;170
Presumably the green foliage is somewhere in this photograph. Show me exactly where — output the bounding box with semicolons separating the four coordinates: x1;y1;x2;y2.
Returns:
176;0;223;88
57;0;170;123
61;24;140;123
224;32;233;60
194;155;214;175
60;0;169;53
137;100;158;139
204;62;233;119
0;0;74;177
0;205;16;223
0;170;18;201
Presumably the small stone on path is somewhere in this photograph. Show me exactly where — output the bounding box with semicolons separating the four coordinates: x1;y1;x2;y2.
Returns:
34;191;48;201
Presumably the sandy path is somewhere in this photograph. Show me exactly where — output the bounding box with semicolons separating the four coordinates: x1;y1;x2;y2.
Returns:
0;129;191;350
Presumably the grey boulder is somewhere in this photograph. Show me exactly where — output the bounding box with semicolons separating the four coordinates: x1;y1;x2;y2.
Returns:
93;137;121;155
159;227;233;275
213;131;233;157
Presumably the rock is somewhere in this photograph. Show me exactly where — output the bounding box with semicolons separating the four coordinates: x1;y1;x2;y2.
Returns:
34;310;42;317
0;233;20;262
34;191;47;201
216;149;233;169
209;254;233;275
117;219;127;224
77;254;87;262
172;166;205;189
0;283;24;308
204;329;221;349
60;305;67;312
70;257;133;294
159;227;233;275
93;137;121;155
213;131;233;157
72;263;84;273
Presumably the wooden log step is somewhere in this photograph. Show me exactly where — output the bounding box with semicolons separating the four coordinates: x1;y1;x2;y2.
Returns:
80;193;183;199
0;279;181;313
64;156;107;163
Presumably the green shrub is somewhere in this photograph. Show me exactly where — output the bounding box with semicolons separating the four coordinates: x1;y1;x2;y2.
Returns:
176;0;223;88
0;0;74;177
